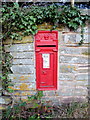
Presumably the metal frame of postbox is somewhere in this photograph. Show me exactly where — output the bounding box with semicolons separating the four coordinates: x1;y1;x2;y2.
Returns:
35;31;58;90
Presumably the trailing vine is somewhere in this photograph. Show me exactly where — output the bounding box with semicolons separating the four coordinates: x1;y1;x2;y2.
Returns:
1;3;89;41
2;46;13;92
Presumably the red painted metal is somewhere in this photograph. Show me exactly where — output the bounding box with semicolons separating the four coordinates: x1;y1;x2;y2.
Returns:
35;31;58;90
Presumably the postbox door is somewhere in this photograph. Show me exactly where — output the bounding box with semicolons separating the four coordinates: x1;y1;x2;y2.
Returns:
36;50;57;90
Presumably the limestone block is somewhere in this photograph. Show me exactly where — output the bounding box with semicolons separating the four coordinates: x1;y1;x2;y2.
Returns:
62;33;90;44
62;33;77;44
77;26;90;33
8;83;36;91
59;46;88;55
4;43;34;52
75;73;88;80
3;36;33;45
59;80;76;87
11;65;35;74
80;9;90;15
0;96;12;105
59;64;78;73
78;68;89;73
43;91;56;96
60;55;88;64
73;91;88;96
74;86;88;96
8;74;35;83
61;96;87;104
57;89;75;96
59;73;74;81
9;91;36;96
76;34;90;43
10;52;34;59
75;80;88;86
12;59;34;65
78;65;90;73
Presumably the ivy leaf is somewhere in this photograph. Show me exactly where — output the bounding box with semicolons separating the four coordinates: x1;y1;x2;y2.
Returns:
13;3;19;9
32;25;37;30
7;88;14;93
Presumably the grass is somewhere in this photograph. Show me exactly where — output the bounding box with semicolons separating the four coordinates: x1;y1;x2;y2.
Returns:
2;101;89;119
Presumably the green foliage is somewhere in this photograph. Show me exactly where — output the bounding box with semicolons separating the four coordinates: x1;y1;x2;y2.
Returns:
2;101;89;119
1;46;13;91
28;91;43;101
1;3;89;41
59;6;88;30
2;91;43;120
79;24;85;45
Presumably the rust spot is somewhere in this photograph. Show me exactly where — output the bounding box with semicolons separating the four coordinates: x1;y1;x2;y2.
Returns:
19;83;30;90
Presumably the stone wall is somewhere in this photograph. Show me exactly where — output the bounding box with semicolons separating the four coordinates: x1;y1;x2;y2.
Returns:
2;21;89;105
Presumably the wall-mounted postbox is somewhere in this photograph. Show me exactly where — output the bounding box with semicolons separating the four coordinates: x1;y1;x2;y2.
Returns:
35;31;58;90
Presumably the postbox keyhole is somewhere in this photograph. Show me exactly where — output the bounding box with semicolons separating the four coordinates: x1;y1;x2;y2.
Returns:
42;70;46;74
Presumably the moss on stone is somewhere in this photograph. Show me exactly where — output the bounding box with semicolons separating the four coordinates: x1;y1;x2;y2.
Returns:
82;52;90;55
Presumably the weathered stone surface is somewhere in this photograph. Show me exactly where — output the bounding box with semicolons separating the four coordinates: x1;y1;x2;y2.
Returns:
59;73;74;80
76;34;90;43
78;65;90;73
77;26;90;33
60;96;87;104
59;46;89;55
3;36;33;45
15;90;36;96
59;64;78;73
11;65;35;74
8;83;36;91
60;55;88;64
57;90;75;96
78;68;89;73
62;33;77;44
4;90;36;96
0;96;12;105
74;86;88;96
10;52;34;59
8;74;35;83
62;33;90;44
75;73;88;80
12;59;34;65
59;80;76;87
80;9;90;15
75;80;88;86
60;43;90;47
43;91;56;96
4;43;34;52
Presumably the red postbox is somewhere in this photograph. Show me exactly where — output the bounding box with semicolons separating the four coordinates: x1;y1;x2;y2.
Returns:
35;31;58;90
